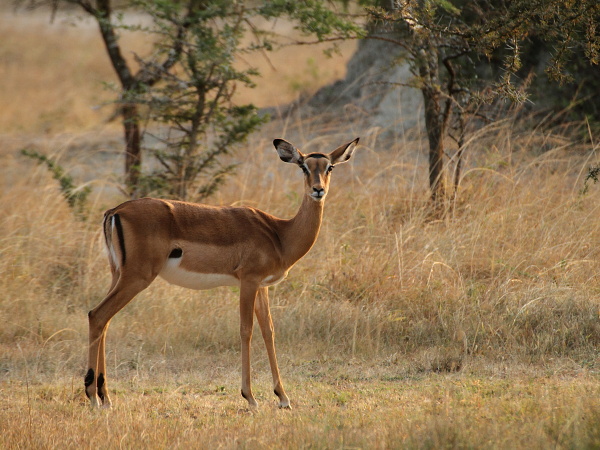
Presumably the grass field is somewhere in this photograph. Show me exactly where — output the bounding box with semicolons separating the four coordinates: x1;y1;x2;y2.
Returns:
3;373;600;448
2;7;600;450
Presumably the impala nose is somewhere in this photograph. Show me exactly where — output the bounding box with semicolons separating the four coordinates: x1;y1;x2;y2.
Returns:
312;187;325;199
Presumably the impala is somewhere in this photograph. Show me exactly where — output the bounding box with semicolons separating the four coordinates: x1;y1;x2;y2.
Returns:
85;137;359;409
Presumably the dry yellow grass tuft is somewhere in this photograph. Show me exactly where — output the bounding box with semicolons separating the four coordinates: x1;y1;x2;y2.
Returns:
1;7;600;449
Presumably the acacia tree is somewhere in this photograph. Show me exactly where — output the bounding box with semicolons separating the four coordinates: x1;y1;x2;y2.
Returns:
134;0;360;201
126;1;267;200
366;0;600;203
18;0;360;197
303;0;600;204
19;0;194;194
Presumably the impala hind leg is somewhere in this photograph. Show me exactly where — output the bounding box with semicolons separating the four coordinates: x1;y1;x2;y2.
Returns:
255;287;291;409
86;276;153;407
90;270;120;404
239;280;259;408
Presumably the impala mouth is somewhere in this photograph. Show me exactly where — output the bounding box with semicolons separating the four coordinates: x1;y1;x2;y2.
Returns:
310;192;327;201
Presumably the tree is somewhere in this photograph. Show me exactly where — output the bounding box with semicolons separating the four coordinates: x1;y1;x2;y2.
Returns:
299;0;600;205
19;0;193;194
17;0;361;198
365;0;600;204
17;0;600;203
126;1;268;201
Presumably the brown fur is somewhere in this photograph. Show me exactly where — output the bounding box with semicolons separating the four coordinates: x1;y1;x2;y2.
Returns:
85;137;358;409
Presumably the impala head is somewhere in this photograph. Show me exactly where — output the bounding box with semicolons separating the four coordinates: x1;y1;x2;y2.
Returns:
273;138;359;202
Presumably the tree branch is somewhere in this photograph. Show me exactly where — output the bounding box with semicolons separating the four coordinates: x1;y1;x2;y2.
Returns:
75;0;134;90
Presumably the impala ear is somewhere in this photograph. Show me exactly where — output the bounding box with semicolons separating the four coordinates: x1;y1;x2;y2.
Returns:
273;139;304;164
329;138;359;165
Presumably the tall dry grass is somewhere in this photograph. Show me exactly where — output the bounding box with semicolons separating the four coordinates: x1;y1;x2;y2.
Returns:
2;112;600;448
2;112;600;383
2;7;600;448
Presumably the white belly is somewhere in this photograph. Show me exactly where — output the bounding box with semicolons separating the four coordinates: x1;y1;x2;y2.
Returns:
159;258;240;290
260;272;287;287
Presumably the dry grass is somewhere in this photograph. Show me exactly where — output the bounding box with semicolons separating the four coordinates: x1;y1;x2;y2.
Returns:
2;8;600;450
2;375;600;449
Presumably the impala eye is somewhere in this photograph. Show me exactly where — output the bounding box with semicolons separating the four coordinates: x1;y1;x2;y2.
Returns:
326;165;334;174
300;165;309;176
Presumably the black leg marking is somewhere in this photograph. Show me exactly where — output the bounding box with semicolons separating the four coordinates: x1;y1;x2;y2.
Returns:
168;248;183;258
274;388;281;398
241;390;249;400
84;368;94;399
84;368;94;387
97;373;105;402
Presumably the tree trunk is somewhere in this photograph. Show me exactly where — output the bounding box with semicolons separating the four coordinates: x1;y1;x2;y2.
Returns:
122;103;141;194
93;0;142;196
67;0;195;196
418;45;446;203
421;86;445;203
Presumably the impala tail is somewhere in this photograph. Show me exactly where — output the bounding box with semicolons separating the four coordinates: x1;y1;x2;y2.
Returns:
103;210;126;271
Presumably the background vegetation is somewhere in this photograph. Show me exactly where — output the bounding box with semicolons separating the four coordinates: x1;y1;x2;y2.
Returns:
1;3;600;449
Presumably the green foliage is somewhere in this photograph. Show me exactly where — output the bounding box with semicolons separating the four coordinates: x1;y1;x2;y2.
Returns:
257;0;364;41
16;0;364;198
582;164;600;195
117;0;272;201
362;0;600;202
20;149;91;219
104;0;361;201
371;0;600;103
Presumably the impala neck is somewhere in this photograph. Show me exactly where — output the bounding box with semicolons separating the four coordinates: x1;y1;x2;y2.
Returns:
282;193;324;266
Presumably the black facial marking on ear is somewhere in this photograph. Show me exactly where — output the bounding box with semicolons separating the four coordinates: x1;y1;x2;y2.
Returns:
274;139;301;163
169;248;183;258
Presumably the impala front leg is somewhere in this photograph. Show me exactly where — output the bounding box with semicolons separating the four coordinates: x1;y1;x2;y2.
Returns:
239;280;259;408
255;287;291;409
